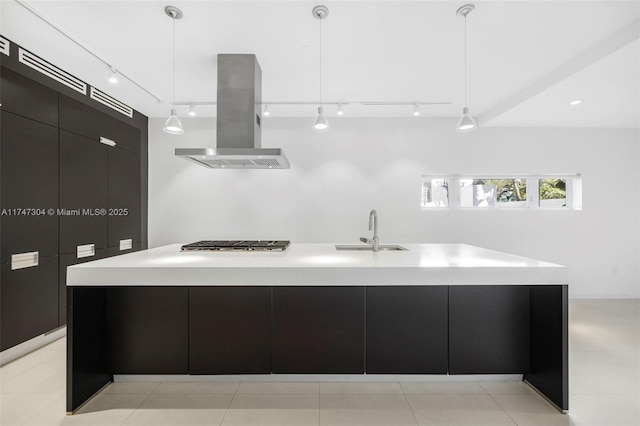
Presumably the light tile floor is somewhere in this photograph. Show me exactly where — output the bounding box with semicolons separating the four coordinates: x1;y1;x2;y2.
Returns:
1;299;638;426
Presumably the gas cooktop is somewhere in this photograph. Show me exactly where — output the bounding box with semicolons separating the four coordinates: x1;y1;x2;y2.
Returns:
180;240;290;252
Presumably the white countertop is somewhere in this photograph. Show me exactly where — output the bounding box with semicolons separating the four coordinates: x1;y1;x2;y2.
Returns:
67;243;567;286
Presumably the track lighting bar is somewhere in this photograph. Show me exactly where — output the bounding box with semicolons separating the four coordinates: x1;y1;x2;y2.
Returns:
16;0;163;103
172;101;451;106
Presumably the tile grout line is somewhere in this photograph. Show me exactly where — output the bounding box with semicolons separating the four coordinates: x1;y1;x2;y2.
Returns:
401;381;421;426
118;391;154;426
485;391;521;426
318;381;321;426
218;381;240;426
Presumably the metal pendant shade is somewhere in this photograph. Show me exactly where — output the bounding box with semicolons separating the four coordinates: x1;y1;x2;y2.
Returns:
313;106;329;130
164;108;184;134
456;107;477;132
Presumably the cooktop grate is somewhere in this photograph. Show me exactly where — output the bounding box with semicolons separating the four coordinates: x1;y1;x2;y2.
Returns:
180;240;290;251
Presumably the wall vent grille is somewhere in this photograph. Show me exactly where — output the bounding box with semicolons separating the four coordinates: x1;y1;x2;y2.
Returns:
0;37;10;56
90;86;133;118
18;48;86;94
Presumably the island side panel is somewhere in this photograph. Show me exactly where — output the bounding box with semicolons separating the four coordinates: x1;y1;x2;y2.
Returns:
67;287;111;413
526;285;569;411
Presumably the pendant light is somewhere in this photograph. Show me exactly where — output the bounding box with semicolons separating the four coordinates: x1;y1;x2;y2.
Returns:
312;5;329;131
456;4;477;133
163;6;184;135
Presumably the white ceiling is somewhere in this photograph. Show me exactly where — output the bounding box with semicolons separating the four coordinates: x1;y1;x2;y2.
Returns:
1;0;639;127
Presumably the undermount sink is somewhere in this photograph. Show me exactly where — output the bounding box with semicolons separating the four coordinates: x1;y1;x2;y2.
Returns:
335;244;409;251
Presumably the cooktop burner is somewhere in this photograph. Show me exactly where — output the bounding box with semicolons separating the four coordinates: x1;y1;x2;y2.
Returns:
180;240;290;252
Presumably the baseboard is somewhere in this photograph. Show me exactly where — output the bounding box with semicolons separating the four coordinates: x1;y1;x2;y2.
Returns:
569;294;639;299
0;327;67;366
114;374;524;383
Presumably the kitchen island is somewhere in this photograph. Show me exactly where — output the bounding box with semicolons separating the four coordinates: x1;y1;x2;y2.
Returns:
66;243;568;413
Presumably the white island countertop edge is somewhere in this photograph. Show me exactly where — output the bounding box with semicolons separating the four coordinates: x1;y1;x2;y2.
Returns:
67;243;568;287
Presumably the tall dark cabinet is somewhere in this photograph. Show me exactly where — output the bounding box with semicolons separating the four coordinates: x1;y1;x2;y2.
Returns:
58;129;109;255
0;38;148;352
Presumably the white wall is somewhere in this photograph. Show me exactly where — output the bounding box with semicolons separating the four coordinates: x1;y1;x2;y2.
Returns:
149;117;640;298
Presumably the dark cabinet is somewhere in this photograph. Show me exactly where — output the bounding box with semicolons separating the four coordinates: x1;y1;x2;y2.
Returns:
107;243;141;257
59;95;140;153
189;287;271;374
1;257;58;351
106;287;188;374
0;51;146;352
449;285;530;374
108;147;141;248
58;249;107;326
59;130;108;255
366;286;448;374
272;286;365;374
0;67;58;126
1;111;59;264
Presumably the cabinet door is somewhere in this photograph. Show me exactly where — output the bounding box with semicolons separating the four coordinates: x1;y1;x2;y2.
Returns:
449;286;530;374
272;286;365;374
1;111;58;264
59;130;108;255
108;147;141;248
58;249;107;326
190;287;271;374
1;257;58;351
106;287;188;374
0;67;58;126
59;95;140;153
366;286;448;374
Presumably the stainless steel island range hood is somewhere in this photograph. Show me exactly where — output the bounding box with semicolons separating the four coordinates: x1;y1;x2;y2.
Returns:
175;54;290;169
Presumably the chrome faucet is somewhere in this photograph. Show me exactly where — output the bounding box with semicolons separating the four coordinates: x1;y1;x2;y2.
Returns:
359;209;379;252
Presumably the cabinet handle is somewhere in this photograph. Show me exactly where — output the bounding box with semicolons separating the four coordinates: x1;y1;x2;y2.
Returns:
99;137;116;147
77;244;95;259
11;251;39;270
119;239;132;251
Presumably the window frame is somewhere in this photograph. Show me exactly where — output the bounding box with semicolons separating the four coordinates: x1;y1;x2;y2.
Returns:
421;174;581;211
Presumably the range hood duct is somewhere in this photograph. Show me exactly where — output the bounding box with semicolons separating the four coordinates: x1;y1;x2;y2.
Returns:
175;54;290;169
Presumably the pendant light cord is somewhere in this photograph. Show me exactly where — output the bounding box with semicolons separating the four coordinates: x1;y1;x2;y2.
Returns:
172;14;176;108
464;14;468;107
319;16;323;104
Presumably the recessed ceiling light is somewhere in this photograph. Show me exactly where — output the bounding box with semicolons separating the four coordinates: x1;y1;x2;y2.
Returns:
569;99;583;106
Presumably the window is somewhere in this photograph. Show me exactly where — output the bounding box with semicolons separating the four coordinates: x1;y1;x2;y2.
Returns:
422;178;449;208
539;178;566;207
421;175;581;210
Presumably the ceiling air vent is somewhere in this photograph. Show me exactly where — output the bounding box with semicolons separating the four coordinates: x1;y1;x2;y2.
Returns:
0;37;10;56
90;86;133;118
18;48;86;94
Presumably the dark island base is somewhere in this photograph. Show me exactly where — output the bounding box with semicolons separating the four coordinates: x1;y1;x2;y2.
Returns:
67;285;568;413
